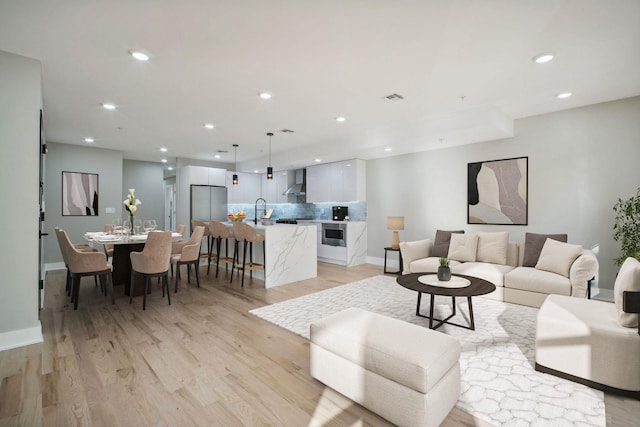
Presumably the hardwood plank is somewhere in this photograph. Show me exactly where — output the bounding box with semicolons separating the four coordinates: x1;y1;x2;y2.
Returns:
0;262;635;426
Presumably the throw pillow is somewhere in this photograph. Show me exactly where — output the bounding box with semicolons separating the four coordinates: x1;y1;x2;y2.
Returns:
448;233;479;262
476;231;509;265
534;238;583;277
431;230;465;257
522;232;568;267
613;257;640;328
399;239;431;263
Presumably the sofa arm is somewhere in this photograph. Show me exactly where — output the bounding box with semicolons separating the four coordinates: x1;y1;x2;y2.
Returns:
399;239;433;274
569;249;599;297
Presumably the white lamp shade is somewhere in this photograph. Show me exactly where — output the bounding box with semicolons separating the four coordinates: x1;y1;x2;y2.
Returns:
387;216;405;230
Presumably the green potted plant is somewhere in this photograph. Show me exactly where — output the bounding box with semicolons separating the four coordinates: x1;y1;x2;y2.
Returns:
437;256;451;281
613;187;640;266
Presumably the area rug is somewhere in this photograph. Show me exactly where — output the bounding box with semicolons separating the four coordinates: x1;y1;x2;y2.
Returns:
249;275;605;427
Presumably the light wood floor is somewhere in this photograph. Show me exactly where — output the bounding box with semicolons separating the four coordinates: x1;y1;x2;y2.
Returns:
0;262;637;426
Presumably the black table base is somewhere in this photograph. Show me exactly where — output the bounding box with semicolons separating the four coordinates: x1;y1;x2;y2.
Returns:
416;292;476;330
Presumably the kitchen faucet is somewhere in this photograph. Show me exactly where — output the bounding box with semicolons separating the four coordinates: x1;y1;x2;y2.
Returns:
254;198;266;224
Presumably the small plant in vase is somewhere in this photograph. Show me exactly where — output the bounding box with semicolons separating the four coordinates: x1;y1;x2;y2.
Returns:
438;256;451;281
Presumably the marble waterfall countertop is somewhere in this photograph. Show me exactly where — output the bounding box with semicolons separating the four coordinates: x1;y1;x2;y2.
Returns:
224;221;317;288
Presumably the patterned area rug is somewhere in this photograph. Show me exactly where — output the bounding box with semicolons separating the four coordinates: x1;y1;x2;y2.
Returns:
250;275;605;427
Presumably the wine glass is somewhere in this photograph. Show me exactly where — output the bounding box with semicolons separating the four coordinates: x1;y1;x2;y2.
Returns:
122;219;130;240
111;218;121;236
149;219;157;231
143;219;152;234
134;219;142;235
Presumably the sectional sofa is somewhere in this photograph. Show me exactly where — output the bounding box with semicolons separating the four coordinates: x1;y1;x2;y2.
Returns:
399;230;599;308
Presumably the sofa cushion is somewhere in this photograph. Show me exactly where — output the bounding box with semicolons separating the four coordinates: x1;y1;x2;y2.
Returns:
614;257;640;328
476;231;509;265
505;267;571;296
448;233;479;262
431;230;464;258
535;239;583;278
522;232;568;267
410;257;461;274
452;262;514;288
399;239;431;263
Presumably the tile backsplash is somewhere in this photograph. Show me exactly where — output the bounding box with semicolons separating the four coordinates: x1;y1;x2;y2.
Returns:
228;202;367;222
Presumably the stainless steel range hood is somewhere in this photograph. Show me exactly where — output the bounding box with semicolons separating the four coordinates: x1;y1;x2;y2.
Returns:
283;169;306;196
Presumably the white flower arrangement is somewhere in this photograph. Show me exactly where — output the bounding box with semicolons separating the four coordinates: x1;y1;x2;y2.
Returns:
123;188;142;214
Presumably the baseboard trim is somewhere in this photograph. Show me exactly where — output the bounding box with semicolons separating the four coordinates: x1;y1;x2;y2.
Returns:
535;362;640;400
45;262;66;272
0;324;43;352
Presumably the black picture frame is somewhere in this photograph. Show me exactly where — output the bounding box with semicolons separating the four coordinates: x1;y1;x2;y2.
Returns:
467;156;528;225
62;171;99;216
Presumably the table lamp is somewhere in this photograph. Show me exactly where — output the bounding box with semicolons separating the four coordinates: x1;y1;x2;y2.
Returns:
387;216;404;249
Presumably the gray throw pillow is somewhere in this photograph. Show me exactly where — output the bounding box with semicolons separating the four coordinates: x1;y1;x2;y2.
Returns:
431;230;465;258
522;232;568;267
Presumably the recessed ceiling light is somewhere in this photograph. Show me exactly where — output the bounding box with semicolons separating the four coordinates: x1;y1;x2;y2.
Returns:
384;147;392;152
161;159;167;163
253;169;259;173
335;116;346;122
160;147;168;152
130;50;150;61
168;167;174;171
259;92;272;100
102;103;116;110
214;154;221;159
204;123;215;129
84;137;94;143
314;158;322;163
556;92;572;99
532;53;554;64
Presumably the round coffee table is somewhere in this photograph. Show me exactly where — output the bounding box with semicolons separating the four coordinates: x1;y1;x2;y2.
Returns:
396;273;496;330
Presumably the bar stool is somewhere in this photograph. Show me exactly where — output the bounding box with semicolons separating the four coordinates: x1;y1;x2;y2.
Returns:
191;219;213;272
209;221;234;277
230;222;265;287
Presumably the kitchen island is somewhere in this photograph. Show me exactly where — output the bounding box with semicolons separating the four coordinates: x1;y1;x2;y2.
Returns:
225;222;317;288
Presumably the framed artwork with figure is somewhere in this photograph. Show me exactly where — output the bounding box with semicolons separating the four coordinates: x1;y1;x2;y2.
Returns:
62;171;99;216
467;157;528;225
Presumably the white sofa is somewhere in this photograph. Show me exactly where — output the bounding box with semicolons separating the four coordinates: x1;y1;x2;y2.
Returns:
535;257;640;397
399;231;599;308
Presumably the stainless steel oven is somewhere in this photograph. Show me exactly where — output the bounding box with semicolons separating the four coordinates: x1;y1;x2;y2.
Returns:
322;222;347;247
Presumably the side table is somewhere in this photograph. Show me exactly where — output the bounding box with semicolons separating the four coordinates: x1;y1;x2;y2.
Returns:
384;247;403;275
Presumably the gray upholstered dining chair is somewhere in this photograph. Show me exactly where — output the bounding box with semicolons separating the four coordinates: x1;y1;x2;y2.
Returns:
230;222;265;287
171;225;205;292
129;231;173;310
209;220;234;277
55;228;114;310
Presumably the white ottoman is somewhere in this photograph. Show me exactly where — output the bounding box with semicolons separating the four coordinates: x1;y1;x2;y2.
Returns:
310;308;461;427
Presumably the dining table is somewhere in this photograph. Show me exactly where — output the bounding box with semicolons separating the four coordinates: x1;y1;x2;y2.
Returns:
84;231;182;297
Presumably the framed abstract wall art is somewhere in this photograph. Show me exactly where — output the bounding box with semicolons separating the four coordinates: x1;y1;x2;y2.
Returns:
467;156;528;225
62;171;99;216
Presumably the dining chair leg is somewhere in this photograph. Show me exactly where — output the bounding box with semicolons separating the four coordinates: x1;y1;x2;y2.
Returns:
72;276;81;310
187;263;191;284
230;240;238;283
106;273;115;305
165;273;171;305
195;260;200;288
250;242;254;280
174;264;180;293
129;271;135;304
143;276;149;310
65;267;72;296
215;237;222;278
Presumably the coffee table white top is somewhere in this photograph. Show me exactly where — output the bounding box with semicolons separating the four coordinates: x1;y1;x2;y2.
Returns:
418;274;471;289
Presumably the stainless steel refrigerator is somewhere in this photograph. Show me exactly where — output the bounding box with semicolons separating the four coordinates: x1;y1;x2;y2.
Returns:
190;185;228;234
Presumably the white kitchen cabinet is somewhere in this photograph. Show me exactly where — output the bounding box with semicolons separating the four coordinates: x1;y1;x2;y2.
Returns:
261;170;294;204
226;171;262;204
306;159;366;203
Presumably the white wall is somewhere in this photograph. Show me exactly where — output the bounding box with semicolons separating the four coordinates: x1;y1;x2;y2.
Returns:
44;142;123;264
367;96;640;290
0;51;43;348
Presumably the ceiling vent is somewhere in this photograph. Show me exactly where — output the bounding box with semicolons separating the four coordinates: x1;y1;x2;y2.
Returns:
280;129;295;133
383;93;404;103
216;150;228;153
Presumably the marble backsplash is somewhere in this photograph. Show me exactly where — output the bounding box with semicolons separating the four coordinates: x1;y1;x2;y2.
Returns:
228;201;367;222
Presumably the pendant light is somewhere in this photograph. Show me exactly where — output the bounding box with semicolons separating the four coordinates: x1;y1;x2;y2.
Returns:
266;132;274;179
232;144;239;185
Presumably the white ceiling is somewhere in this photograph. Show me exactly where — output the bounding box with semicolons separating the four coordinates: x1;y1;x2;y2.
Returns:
1;0;639;172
